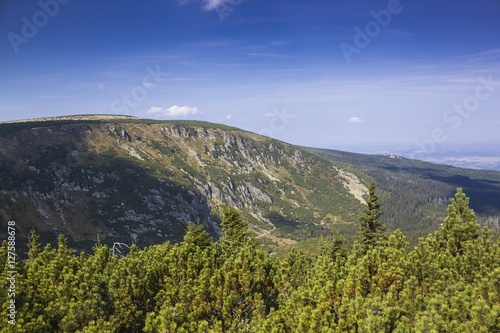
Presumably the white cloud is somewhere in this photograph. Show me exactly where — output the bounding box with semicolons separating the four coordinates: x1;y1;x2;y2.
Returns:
348;117;364;123
217;115;232;123
264;112;275;117
180;0;235;12
202;0;226;11
147;106;163;114
147;105;200;117
97;83;105;90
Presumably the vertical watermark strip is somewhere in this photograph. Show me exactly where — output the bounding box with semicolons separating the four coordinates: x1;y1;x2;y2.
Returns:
6;221;17;326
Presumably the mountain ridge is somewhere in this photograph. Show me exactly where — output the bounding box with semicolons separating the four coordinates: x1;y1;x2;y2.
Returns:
0;118;365;251
0;117;499;252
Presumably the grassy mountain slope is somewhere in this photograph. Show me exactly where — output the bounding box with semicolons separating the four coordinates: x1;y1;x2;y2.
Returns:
0;117;365;251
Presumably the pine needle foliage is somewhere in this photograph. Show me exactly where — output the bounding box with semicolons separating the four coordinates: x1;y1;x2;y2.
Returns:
1;188;498;332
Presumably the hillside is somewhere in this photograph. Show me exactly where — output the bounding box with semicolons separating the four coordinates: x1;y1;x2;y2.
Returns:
309;148;500;241
1;116;499;252
0;117;365;251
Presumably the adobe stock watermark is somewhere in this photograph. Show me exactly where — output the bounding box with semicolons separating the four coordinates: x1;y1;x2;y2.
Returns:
415;75;497;156
339;0;404;63
7;0;71;54
110;65;169;115
5;221;17;326
259;108;296;139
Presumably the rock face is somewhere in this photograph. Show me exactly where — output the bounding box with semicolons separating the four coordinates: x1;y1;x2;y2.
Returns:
0;119;365;251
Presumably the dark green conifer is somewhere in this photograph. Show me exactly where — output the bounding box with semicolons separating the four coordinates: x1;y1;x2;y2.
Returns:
220;206;249;244
439;187;479;254
183;221;213;249
357;182;387;252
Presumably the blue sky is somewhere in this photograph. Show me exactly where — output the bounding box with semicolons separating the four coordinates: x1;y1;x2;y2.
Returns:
1;0;499;151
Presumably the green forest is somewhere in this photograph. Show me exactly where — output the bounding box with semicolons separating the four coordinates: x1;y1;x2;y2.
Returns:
1;187;499;332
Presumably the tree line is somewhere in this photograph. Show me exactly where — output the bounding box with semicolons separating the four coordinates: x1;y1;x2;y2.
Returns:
1;186;499;332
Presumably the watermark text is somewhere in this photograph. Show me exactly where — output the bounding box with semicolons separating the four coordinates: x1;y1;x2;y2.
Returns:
7;0;71;54
6;221;17;326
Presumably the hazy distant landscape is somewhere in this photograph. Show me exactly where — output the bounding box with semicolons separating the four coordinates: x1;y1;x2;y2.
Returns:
333;143;500;171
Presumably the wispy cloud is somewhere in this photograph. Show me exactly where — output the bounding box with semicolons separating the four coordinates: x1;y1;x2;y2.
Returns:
39;95;80;99
464;48;500;63
217;114;235;122
246;53;291;58
348;117;364;123
179;0;240;13
147;105;200;117
202;0;226;11
268;40;292;47
380;29;415;38
178;0;242;20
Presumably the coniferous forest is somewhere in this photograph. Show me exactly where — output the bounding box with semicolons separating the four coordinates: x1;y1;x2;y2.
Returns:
1;187;499;332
